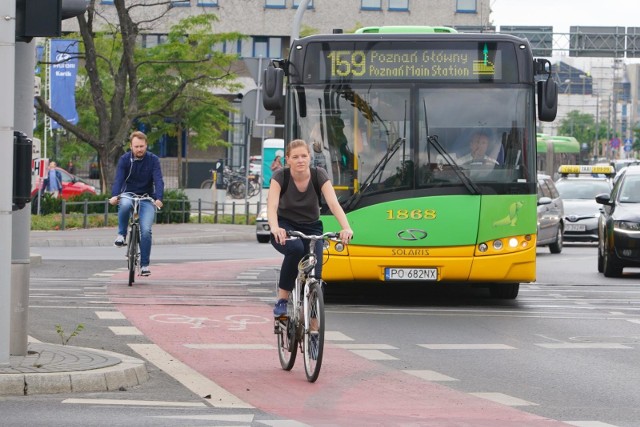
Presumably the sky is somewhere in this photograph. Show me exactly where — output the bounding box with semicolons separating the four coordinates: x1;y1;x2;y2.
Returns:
490;0;640;34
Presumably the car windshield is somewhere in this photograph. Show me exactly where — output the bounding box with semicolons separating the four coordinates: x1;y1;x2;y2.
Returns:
619;176;640;203
556;180;611;199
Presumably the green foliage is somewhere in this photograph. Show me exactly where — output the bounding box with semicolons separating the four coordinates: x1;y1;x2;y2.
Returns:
32;193;114;216
156;189;191;223
55;323;84;346
558;110;608;153
36;6;246;195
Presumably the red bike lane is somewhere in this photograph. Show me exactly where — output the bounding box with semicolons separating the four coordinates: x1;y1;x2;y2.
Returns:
109;259;571;427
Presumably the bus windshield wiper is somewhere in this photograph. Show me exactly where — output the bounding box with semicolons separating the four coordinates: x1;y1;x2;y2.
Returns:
426;134;480;195
422;99;480;195
343;136;405;210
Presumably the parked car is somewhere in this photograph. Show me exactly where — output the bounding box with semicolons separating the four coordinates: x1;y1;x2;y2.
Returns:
256;205;270;243
537;173;564;253
555;165;615;242
596;165;640;277
32;167;98;200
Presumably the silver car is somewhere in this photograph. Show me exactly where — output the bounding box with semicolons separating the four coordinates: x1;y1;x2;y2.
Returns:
537;173;564;253
255;206;270;243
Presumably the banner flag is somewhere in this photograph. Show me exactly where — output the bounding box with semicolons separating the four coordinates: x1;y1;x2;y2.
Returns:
49;39;79;129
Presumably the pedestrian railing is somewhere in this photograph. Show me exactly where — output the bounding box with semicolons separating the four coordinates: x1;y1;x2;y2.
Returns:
55;198;264;230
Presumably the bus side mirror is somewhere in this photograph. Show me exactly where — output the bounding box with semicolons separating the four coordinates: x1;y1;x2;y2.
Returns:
537;77;558;122
263;66;284;111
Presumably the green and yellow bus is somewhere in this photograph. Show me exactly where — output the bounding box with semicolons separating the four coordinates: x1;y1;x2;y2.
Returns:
263;25;558;298
537;134;581;177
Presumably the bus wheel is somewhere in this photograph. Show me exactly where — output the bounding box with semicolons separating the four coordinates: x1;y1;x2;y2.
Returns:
489;283;519;299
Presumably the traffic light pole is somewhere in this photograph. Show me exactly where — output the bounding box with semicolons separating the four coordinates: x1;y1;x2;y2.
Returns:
11;40;35;356
0;1;17;366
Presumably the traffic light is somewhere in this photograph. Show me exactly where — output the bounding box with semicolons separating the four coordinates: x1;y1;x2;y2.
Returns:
13;131;32;211
15;0;88;42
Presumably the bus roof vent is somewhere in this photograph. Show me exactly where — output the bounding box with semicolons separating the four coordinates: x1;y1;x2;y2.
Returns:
355;26;458;34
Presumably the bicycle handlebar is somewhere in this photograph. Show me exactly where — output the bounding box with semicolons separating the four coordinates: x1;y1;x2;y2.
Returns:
286;230;341;241
118;192;161;210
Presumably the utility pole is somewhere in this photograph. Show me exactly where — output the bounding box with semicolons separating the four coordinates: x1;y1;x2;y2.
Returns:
0;0;17;366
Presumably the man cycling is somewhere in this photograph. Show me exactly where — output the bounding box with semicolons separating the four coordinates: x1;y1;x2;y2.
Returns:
109;131;164;276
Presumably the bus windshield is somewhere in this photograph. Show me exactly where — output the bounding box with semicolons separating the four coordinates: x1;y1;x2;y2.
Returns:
289;85;534;202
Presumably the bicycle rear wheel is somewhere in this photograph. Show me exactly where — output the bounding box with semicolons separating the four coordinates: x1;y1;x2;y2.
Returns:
127;223;139;286
303;280;325;382
276;295;298;371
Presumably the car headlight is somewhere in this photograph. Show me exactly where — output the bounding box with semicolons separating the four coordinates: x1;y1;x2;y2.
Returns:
613;220;640;231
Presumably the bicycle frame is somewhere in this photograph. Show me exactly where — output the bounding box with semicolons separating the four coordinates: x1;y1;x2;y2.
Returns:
275;230;341;382
119;193;156;286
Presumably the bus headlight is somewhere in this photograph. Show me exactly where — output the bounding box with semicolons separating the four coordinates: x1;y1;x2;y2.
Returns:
492;240;503;250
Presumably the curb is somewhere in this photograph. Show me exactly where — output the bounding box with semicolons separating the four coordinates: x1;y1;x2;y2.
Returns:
0;346;148;396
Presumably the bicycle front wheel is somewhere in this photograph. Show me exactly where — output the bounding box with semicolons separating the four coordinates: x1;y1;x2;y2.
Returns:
127;223;139;286
303;280;325;382
276;296;298;371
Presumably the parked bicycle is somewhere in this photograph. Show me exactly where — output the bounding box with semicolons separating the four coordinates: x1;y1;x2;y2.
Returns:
274;230;343;382
119;193;159;286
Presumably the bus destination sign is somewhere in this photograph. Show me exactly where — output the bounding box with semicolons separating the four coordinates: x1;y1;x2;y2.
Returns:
322;44;502;81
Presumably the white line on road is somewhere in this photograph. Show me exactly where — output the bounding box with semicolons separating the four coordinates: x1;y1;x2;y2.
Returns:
129;343;253;409
470;392;538;406
333;343;397;350
325;331;354;341
96;311;126;320
535;343;632;349
184;343;274;350
109;326;143;335
418;344;516;350
62;398;206;407
152;414;255;422
564;422;621;427
403;370;458;382
349;350;398;360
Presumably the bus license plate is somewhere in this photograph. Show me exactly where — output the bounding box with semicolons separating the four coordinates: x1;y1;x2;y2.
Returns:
385;268;438;281
565;223;586;232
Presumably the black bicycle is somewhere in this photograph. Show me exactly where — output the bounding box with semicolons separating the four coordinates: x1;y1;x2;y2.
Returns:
274;230;343;382
119;193;157;286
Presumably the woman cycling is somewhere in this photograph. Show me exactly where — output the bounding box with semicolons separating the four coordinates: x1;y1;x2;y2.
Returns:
268;139;353;316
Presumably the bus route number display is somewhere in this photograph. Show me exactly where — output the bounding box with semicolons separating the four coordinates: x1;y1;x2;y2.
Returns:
325;47;501;80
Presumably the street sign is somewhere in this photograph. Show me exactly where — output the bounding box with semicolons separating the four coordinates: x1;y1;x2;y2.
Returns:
241;88;270;121
610;137;620;148
624;138;633;152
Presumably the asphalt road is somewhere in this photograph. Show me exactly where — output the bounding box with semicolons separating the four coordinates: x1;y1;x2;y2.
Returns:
5;242;640;426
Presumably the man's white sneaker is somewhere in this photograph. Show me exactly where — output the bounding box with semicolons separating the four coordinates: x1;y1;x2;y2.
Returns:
114;235;126;247
140;266;151;276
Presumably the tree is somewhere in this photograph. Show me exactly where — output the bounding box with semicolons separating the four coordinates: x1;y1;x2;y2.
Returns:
558;110;600;153
35;0;244;193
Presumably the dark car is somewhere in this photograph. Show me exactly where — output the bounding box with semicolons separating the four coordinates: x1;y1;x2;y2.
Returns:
555;165;615;242
537;173;564;253
596;165;640;277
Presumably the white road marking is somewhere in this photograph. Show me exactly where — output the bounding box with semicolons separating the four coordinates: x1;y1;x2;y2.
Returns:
129;343;253;409
96;311;126;320
62;398;206;407
152;414;254;422
403;370;458;382
418;344;516;350
470;392;538;406
258;420;311;427
564;422;621;427
334;343;397;350
108;326;143;335
325;331;354;341
350;350;398;360
626;319;640;325
184;343;274;350
535;343;632;349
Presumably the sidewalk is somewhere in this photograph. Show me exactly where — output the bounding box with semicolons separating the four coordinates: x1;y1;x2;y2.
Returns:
1;223;256;396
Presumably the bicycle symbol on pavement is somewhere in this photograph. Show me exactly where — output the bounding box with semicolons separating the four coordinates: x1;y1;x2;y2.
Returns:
149;313;269;331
